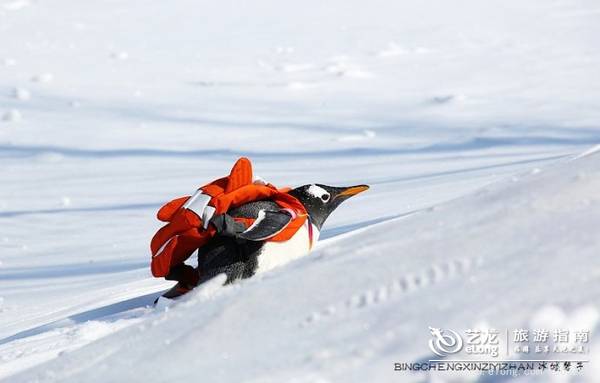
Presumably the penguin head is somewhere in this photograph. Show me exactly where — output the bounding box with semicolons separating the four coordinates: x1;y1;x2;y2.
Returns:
288;184;369;229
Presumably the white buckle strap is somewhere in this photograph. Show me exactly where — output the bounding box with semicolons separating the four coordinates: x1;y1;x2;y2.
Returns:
201;206;216;229
182;190;215;228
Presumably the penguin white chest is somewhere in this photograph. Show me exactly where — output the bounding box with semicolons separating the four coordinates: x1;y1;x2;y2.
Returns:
256;223;319;273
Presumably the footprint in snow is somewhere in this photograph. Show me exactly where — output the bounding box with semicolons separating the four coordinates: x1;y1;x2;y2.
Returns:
301;256;482;327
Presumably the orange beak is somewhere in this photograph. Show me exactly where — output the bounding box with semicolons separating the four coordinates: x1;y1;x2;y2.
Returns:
335;184;370;199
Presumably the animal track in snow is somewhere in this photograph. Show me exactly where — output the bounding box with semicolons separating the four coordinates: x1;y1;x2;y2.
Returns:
301;256;482;326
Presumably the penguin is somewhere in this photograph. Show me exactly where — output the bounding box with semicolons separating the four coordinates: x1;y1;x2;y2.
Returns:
160;183;368;299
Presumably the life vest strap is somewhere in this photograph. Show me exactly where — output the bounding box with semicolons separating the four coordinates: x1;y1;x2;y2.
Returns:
307;216;314;250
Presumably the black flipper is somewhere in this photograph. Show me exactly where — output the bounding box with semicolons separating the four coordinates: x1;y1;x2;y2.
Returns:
237;210;292;241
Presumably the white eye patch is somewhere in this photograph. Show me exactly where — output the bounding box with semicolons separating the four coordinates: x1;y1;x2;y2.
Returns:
307;184;330;201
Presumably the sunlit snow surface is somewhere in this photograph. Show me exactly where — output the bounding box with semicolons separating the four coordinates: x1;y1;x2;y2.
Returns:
1;0;599;382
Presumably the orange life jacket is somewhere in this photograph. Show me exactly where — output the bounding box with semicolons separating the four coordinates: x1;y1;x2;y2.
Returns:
150;157;308;279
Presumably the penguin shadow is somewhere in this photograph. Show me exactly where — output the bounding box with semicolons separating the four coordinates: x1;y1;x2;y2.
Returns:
0;291;162;347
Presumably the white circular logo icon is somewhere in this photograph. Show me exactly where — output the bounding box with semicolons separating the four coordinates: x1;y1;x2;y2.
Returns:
428;327;463;357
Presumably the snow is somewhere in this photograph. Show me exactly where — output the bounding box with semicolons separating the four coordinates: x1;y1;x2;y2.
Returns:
1;109;21;122
11;88;30;101
5;150;600;383
29;73;53;84
0;0;599;382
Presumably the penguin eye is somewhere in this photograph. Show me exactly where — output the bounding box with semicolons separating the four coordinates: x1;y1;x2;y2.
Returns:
321;193;330;202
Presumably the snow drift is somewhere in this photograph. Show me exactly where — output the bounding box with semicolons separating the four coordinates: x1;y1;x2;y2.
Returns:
7;148;600;383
